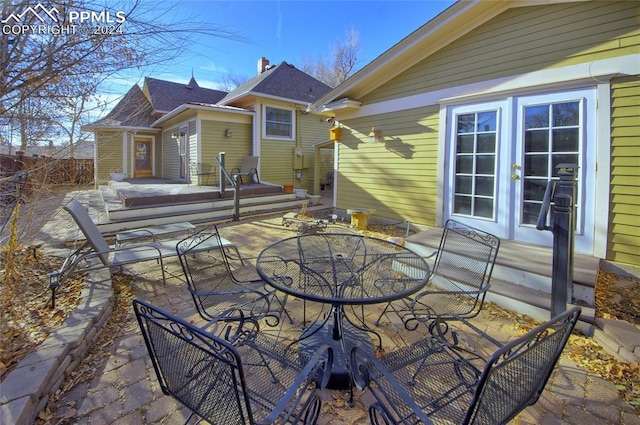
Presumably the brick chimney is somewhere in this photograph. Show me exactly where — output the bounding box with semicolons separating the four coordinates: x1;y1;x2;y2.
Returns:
257;57;269;75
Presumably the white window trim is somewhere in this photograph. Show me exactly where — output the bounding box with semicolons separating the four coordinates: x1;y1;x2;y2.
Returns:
262;105;296;140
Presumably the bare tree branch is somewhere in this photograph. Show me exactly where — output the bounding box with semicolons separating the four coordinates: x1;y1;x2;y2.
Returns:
301;25;362;88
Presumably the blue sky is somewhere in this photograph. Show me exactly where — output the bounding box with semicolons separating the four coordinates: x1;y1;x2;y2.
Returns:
109;0;455;99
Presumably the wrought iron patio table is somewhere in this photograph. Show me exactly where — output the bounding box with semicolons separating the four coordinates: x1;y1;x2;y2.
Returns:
256;233;430;393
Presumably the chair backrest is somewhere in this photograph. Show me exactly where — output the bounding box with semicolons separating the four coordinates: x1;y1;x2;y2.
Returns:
431;220;500;310
133;299;255;424
63;200;111;265
176;226;263;322
240;156;259;173
465;307;581;425
190;163;213;174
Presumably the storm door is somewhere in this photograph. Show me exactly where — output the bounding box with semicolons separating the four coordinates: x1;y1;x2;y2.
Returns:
133;138;153;178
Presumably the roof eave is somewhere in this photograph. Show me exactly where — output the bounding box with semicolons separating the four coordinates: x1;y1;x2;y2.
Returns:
82;125;160;132
316;98;362;116
151;103;254;127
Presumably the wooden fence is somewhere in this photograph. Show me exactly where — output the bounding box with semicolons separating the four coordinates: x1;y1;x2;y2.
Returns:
1;154;94;187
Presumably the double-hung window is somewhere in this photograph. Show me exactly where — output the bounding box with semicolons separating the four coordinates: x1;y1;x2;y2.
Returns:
264;106;293;139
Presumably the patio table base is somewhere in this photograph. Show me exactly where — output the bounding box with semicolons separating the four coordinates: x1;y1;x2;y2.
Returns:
299;320;374;389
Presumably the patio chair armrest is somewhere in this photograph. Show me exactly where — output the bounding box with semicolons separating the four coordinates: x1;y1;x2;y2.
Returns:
256;344;333;425
57;241;92;279
350;346;435;425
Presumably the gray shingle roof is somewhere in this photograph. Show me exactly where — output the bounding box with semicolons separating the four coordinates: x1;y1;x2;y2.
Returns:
88;65;329;130
88;84;156;128
144;77;227;113
220;62;331;105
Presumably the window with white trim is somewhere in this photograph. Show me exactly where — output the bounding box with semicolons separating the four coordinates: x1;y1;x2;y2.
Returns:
453;110;498;219
264;106;293;139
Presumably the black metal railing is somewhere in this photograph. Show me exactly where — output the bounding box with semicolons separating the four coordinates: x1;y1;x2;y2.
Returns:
216;152;241;221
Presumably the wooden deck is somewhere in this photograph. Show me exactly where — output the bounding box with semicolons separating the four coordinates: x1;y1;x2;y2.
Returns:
109;179;284;208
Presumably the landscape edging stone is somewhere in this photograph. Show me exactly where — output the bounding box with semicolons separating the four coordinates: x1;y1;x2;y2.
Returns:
0;266;113;425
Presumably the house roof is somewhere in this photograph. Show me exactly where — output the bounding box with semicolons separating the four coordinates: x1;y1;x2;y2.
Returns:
144;77;228;114
87;63;330;131
314;0;547;111
87;84;157;129
220;61;332;106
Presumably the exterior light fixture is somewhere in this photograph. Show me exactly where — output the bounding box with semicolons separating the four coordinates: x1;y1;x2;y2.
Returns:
48;271;60;309
225;128;232;137
368;127;381;143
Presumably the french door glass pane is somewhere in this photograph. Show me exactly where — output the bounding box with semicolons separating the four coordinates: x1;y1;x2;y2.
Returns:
522;101;580;226
453;111;497;219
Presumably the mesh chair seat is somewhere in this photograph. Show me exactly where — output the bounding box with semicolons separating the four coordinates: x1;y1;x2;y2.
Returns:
134;299;332;425
352;307;581;425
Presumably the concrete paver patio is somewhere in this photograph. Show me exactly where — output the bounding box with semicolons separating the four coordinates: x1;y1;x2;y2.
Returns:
36;211;639;425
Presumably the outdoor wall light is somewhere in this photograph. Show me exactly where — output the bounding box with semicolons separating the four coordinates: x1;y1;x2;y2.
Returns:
368;127;382;143
225;128;232;137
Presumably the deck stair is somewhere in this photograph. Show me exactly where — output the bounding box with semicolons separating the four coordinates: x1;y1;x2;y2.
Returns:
405;227;599;332
96;181;305;234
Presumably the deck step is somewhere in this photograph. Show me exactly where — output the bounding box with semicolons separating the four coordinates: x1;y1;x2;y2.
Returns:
97;185;306;233
485;276;595;330
405;226;599;333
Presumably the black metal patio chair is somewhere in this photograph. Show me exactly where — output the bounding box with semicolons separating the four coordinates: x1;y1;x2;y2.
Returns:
133;299;333;425
376;219;500;334
176;225;289;327
352;306;581;425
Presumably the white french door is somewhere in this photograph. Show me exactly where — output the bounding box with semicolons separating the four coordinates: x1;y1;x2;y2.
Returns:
445;88;595;253
445;100;510;238
512;90;595;253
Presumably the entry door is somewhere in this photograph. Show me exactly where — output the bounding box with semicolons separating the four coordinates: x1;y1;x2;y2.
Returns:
134;139;152;178
445;89;595;253
445;101;510;238
512;90;595;253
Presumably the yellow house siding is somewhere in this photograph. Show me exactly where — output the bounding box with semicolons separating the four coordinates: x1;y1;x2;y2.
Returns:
95;130;123;183
363;1;639;103
260;140;295;185
609;75;640;265
336;106;439;227
161;130;180;179
295;112;333;190
200;119;252;178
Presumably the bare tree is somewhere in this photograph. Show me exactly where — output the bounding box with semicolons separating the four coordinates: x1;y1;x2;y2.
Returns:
301;26;362;88
219;72;250;92
0;0;246;155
